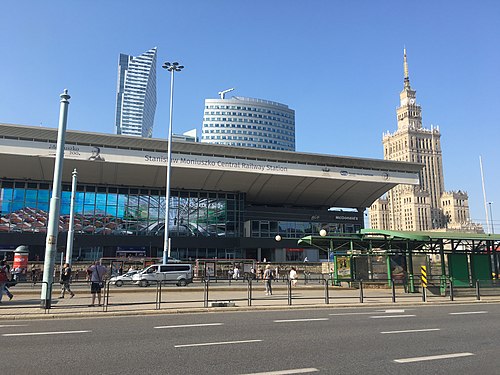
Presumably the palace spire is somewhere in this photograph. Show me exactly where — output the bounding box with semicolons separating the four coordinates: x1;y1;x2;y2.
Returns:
404;48;411;89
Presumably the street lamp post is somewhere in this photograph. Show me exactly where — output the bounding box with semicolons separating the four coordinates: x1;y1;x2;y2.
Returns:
319;229;335;285
161;62;183;265
40;89;71;309
65;168;78;265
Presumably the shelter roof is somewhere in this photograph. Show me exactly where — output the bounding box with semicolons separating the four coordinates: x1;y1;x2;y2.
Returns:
298;229;500;253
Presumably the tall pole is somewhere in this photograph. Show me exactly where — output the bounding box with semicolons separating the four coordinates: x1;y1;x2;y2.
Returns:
162;62;183;265
488;202;494;235
490;202;499;279
40;89;70;309
479;156;490;232
65;168;78;265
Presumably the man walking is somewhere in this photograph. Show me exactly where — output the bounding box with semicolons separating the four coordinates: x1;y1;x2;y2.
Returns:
0;260;13;303
59;263;75;299
87;261;107;307
263;264;274;296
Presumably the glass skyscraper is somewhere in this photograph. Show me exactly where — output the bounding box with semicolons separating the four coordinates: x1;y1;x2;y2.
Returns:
115;47;157;138
201;96;295;151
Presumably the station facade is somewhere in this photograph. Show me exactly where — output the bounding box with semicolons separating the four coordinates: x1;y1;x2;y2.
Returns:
0;123;422;262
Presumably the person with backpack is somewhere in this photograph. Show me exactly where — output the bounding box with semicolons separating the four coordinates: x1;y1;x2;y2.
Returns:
0;260;14;303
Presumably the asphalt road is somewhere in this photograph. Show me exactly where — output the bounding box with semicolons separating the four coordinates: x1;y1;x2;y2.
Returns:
1;303;499;375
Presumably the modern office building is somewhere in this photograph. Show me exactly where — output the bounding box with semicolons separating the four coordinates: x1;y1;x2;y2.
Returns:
201;96;295;151
0;123;422;262
115;47;157;138
369;50;481;233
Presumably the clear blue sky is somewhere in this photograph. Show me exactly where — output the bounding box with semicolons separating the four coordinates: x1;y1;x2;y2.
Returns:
1;0;499;230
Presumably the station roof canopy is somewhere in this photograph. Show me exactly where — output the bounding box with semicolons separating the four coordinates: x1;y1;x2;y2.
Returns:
0;123;423;208
298;229;500;254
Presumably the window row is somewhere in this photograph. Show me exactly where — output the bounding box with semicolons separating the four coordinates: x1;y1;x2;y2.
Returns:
209;142;291;150
205;105;293;118
202;124;294;136
250;220;362;238
0;184;243;238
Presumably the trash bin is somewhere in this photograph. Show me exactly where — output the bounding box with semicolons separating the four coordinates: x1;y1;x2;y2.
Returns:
13;245;29;281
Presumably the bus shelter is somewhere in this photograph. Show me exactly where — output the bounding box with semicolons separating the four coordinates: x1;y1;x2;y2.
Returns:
298;229;500;293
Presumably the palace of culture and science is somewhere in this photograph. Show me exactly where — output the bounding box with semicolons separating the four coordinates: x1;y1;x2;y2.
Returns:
369;50;482;233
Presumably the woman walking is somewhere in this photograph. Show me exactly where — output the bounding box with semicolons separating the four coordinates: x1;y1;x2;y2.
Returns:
59;263;75;298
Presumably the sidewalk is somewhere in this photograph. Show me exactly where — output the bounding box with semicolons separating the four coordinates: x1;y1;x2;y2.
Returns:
2;282;499;320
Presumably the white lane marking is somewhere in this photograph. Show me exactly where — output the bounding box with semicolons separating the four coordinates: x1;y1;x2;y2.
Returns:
2;330;90;337
0;324;28;328
381;328;441;334
274;318;329;323
239;368;319;375
370;315;416;319
394;352;474;363
449;311;488;315
329;312;373;316
154;323;223;329
175;339;262;348
376;309;407;313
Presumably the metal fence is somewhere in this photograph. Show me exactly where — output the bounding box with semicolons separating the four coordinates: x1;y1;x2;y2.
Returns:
2;276;500;314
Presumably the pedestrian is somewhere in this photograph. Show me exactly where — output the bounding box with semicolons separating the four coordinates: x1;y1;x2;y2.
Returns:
275;266;280;282
13;266;22;282
289;267;298;287
0;260;13;303
31;264;38;285
263;264;274;295
59;263;75;299
257;267;263;281
250;267;256;280
87;261;107;307
233;266;240;280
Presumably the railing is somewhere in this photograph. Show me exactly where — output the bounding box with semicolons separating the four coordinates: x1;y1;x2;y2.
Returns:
102;276;418;309
2;276;499;314
0;280;109;311
448;279;500;301
354;279;417;304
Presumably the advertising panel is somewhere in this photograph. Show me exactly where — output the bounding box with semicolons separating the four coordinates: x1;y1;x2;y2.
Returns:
336;256;351;279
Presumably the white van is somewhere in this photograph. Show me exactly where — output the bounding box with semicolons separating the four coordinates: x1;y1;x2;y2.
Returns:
132;263;193;287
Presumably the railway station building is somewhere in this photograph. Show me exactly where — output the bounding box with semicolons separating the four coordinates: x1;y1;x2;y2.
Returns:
0;123;422;263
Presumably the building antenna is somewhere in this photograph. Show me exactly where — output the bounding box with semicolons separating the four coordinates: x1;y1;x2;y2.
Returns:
479;155;490;232
218;88;235;99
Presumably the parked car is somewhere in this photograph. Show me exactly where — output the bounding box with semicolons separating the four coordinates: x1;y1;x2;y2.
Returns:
132;263;193;287
109;270;140;287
